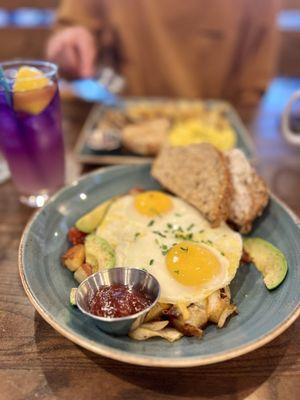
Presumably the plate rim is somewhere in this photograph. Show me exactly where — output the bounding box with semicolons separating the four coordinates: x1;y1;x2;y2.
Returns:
18;165;300;368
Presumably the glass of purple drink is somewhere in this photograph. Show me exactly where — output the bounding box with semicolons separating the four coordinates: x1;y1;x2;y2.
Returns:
0;60;65;207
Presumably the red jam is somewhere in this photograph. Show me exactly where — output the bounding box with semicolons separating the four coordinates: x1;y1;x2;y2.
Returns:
89;284;153;318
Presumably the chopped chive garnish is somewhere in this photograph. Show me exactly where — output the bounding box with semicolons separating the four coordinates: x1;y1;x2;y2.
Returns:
173;270;180;274
167;223;173;229
180;247;188;251
148;220;155;227
201;239;213;245
187;224;194;231
175;231;194;240
153;230;166;238
134;232;141;239
149;259;154;266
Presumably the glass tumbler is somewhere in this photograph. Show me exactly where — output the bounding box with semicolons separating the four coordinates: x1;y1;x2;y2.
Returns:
0;60;65;207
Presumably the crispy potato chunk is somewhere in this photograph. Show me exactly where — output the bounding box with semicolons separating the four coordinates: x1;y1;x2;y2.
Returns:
171;318;203;337
177;302;190;320
62;244;85;272
74;263;93;283
218;305;237;328
187;303;208;328
166;305;203;337
207;287;237;327
207;290;228;323
130;320;183;342
140;321;169;331
144;302;170;322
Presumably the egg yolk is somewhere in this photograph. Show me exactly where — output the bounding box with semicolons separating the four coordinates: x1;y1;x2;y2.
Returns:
134;191;173;216
166;242;222;286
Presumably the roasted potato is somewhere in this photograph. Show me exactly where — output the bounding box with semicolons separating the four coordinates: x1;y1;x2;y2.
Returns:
187;303;208;328
207;288;237;327
207;290;228;323
141;321;169;331
129;320;183;342
74;263;93;283
62;244;85;272
218;305;237;328
144;302;170;322
166;304;203;337
177;302;190;320
171;318;203;337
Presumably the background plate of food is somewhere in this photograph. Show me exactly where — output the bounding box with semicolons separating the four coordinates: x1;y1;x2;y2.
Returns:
75;98;255;165
19;147;300;367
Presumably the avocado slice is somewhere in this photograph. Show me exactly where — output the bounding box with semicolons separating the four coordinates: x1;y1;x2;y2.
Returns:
69;288;77;306
243;237;288;290
75;197;116;233
85;234;115;273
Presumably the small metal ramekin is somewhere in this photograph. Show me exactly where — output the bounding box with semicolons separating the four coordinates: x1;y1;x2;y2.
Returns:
76;267;161;335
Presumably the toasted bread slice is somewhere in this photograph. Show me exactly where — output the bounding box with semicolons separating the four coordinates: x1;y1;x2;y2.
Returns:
226;149;269;233
122;118;170;156
151;143;231;226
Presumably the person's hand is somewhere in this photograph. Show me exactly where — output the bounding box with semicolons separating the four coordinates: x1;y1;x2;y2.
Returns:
46;26;97;78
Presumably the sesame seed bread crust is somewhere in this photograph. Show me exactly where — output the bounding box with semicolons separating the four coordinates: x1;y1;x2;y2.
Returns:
226;149;269;233
151;143;232;227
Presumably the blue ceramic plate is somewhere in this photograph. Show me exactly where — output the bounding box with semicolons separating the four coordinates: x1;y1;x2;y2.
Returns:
19;165;300;367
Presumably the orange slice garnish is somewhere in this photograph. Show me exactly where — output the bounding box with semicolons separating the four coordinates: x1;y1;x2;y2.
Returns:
13;66;56;114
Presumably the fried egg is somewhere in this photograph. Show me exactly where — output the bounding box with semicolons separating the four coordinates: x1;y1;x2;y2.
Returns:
96;191;243;303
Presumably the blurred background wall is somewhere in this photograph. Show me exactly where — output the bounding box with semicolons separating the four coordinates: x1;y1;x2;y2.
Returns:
0;0;300;78
0;0;58;60
279;0;300;75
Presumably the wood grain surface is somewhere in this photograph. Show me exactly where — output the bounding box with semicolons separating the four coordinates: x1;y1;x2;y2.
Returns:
1;81;300;400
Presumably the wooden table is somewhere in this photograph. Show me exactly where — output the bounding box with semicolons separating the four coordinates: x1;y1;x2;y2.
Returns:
1;80;300;400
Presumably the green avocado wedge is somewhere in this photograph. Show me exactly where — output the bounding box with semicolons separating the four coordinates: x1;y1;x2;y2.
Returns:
75;197;117;233
85;234;115;273
69;288;77;306
243;237;288;290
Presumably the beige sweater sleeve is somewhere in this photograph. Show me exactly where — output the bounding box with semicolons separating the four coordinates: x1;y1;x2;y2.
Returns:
229;0;280;107
56;0;103;31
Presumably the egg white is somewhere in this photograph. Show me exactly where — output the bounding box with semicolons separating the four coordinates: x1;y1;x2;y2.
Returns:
96;193;243;304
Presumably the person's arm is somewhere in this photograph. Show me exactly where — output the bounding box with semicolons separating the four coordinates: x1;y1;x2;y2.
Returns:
46;0;104;78
56;0;103;31
227;0;280;116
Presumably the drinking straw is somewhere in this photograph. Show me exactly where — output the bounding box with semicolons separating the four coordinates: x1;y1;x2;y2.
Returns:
0;67;12;106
